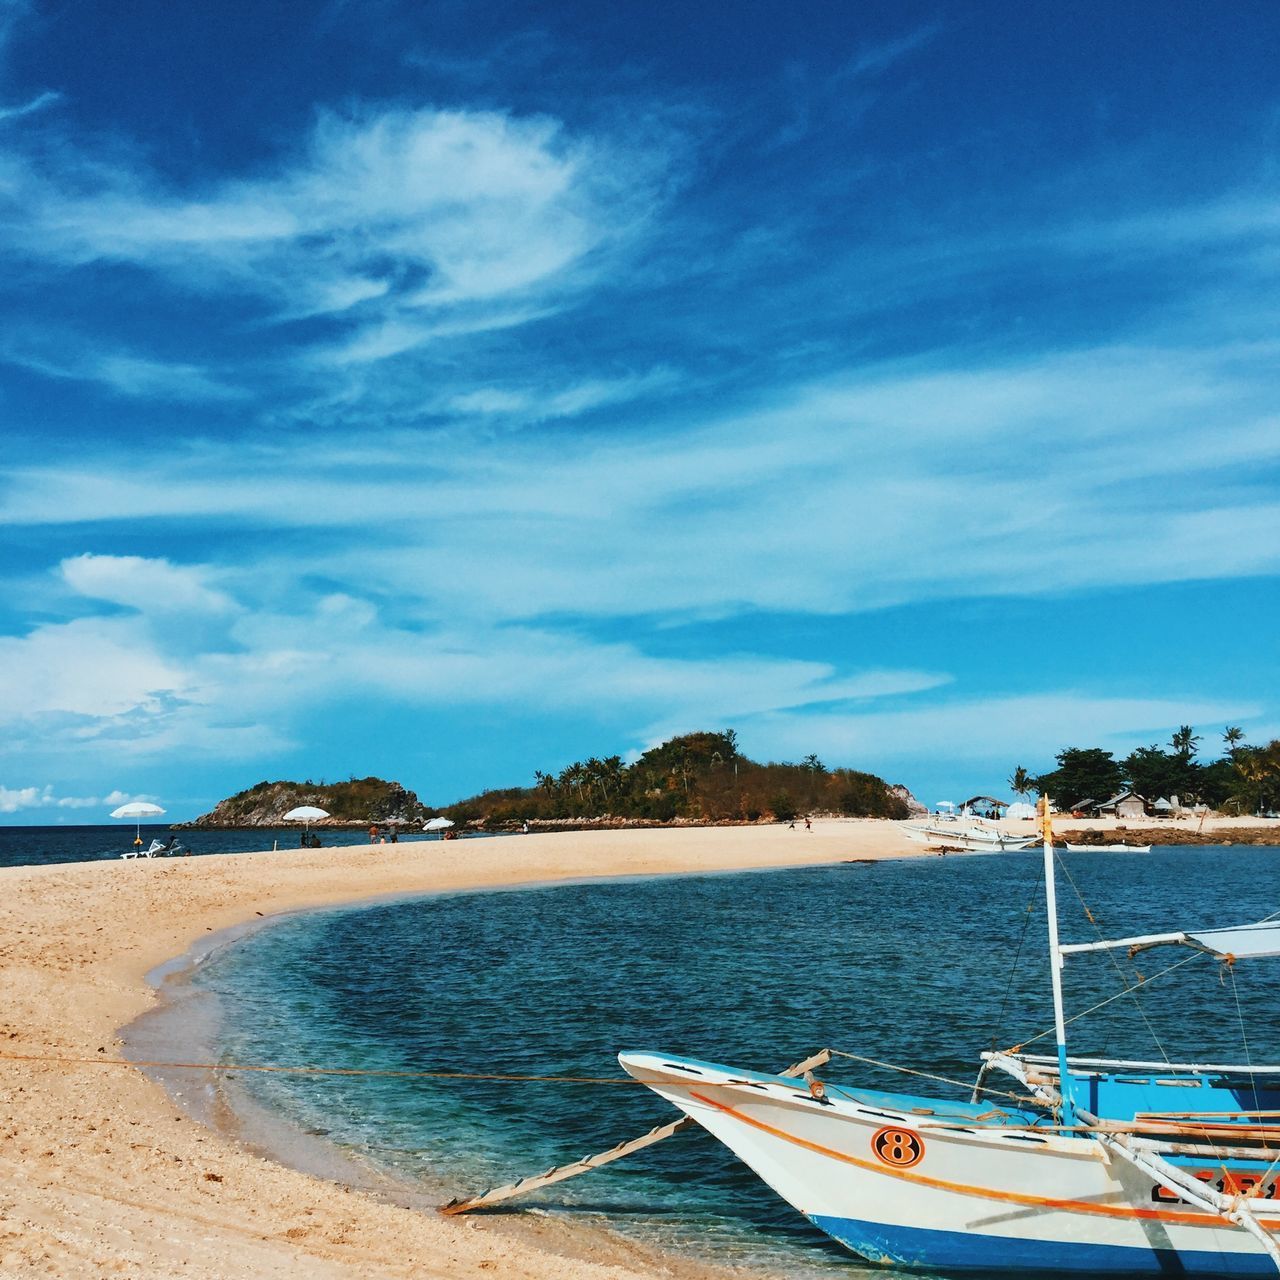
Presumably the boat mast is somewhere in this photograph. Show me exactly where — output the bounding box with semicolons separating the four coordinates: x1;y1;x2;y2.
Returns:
1040;794;1075;1125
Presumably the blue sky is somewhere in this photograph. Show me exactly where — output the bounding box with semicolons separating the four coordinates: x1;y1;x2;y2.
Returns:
1;0;1278;821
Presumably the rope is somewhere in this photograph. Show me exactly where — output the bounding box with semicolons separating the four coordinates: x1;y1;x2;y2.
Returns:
988;859;1043;1054
0;1051;644;1085
1229;964;1263;1117
1052;851;1170;1061
825;1049;1034;1107
1226;963;1280;1195
1012;950;1205;1050
0;1046;1035;1109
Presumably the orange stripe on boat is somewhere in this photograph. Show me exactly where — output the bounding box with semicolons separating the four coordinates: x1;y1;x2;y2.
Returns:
687;1089;1280;1230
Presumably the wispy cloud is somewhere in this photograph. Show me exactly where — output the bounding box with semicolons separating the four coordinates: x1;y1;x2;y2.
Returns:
6;341;1274;619
0;329;243;400
0;87;59;123
1;103;678;363
769;21;945;149
735;693;1267;784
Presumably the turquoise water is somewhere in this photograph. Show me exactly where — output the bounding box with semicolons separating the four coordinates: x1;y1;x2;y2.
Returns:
191;849;1280;1277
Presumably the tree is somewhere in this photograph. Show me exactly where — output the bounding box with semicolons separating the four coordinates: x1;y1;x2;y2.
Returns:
801;753;827;774
1123;745;1190;802
1008;766;1033;798
770;793;797;823
1223;726;1246;757
1035;748;1123;806
1170;725;1202;760
1230;740;1280;815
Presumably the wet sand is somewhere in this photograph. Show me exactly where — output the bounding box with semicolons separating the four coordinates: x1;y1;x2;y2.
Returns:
0;819;918;1279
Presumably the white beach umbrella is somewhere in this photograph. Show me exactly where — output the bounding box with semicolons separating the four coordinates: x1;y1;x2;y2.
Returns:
423;816;455;834
282;805;329;837
111;800;166;845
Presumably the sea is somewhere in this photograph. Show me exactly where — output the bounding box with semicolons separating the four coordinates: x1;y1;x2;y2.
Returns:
143;845;1280;1278
0;823;455;870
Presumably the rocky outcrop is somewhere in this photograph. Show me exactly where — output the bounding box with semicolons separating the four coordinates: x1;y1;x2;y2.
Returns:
889;784;928;816
186;777;429;827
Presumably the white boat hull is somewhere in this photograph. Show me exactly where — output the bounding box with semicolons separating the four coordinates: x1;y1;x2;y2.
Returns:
1064;843;1153;853
620;1053;1279;1275
904;824;1039;852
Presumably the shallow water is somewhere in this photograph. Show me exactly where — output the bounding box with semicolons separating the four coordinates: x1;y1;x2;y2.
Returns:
192;848;1280;1277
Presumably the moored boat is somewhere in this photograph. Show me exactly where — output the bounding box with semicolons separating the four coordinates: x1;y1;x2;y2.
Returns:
621;801;1280;1274
904;821;1039;852
1064;841;1153;852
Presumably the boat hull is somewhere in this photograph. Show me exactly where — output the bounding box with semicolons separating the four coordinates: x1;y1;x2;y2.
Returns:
904;825;1039;852
619;1053;1278;1276
1063;843;1153;853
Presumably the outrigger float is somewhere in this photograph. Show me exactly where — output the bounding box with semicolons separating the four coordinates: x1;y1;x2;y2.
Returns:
447;800;1280;1275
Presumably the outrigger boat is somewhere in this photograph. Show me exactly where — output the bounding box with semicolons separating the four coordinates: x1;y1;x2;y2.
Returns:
621;799;1280;1275
903;820;1039;852
1064;842;1153;853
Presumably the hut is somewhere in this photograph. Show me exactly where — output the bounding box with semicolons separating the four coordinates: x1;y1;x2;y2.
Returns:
1095;790;1147;820
962;795;1008;819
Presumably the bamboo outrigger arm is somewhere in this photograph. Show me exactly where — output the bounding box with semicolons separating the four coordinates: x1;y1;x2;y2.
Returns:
989;1053;1280;1271
1092;1123;1280;1273
441;1049;832;1215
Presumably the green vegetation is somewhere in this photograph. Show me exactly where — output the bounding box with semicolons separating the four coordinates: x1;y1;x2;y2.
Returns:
192;776;428;826
445;730;909;825
1012;726;1280;814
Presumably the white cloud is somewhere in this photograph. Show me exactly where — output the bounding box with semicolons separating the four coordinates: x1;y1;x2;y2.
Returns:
2;103;671;356
0;784;42;813
60;554;236;615
0;559;949;769
0;783;132;814
3;342;1278;628
0;615;194;721
735;694;1265;777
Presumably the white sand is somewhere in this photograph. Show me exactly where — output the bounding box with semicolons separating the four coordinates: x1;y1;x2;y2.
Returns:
0;819;920;1279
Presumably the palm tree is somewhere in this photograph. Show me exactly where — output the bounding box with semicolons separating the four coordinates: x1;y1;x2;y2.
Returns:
1171;725;1201;760
1223;726;1245;757
1008;766;1033;798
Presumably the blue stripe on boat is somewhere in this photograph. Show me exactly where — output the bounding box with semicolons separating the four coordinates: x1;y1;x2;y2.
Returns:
811;1213;1276;1276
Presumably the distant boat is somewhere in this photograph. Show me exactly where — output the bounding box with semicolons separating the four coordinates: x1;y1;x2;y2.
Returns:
904;821;1039;852
1064;842;1153;853
623;802;1280;1274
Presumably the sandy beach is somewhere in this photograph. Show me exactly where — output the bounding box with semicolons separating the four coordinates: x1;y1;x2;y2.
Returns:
0;819;921;1279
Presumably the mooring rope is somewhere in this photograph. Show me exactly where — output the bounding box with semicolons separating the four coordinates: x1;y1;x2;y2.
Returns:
0;1046;1031;1109
0;1051;643;1085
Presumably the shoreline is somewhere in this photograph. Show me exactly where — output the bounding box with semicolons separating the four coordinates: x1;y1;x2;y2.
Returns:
0;818;918;1278
122;877;806;1280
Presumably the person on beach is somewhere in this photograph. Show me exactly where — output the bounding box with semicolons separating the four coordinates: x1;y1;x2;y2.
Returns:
804;816;811;831
369;824;379;844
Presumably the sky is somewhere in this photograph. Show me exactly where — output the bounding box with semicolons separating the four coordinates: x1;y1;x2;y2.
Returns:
1;0;1278;822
